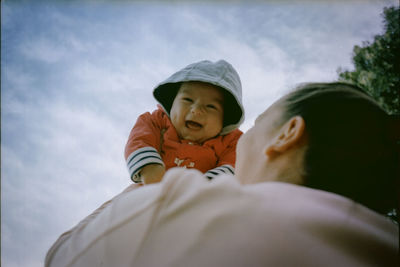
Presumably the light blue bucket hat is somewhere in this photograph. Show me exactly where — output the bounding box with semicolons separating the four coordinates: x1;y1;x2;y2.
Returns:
153;60;244;135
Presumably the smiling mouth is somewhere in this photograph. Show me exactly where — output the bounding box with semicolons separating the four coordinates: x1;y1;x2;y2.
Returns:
185;120;203;130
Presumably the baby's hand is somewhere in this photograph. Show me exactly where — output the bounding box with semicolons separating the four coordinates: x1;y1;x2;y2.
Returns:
141;164;166;184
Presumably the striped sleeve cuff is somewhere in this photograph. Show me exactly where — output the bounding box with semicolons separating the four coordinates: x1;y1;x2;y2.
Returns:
126;147;164;183
205;164;235;180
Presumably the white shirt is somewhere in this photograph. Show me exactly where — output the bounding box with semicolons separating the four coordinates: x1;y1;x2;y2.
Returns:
46;168;398;267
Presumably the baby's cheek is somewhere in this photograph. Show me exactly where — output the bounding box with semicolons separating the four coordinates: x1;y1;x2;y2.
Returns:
170;114;180;128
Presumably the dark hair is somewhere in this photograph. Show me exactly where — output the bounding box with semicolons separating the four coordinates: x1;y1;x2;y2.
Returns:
222;88;243;127
282;82;399;215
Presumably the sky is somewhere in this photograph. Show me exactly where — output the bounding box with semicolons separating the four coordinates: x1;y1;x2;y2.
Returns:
1;0;398;266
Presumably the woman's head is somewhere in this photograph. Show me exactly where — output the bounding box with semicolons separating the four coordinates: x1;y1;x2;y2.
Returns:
237;82;398;214
282;82;398;214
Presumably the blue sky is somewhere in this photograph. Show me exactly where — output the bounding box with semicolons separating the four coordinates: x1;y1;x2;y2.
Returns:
1;1;397;266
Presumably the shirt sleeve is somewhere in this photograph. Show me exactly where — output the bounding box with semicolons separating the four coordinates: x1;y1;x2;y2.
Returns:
124;109;166;182
205;129;243;180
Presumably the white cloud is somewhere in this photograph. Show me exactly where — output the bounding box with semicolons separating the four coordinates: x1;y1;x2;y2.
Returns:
20;38;68;63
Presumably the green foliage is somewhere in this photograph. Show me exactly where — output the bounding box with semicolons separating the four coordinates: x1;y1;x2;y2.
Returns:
338;6;400;114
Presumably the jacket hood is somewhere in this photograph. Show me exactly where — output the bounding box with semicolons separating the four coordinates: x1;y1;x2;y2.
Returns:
153;60;244;135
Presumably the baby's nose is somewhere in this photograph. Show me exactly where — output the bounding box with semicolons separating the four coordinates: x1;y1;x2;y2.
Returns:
191;105;204;115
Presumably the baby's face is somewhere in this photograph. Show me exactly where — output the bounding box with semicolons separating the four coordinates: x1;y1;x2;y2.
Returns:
170;81;224;144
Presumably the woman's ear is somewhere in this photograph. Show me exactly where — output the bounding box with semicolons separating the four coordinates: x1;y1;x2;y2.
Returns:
265;116;306;158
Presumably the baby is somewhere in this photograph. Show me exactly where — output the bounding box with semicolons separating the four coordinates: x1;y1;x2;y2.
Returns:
125;60;244;184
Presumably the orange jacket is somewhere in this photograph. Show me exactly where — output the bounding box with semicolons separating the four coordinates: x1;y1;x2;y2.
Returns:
125;106;242;182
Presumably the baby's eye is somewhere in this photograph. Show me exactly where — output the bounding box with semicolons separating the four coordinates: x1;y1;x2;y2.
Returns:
183;97;193;103
206;104;217;110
